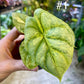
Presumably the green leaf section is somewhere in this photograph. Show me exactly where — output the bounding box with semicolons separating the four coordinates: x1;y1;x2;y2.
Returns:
12;8;75;81
20;41;38;69
12;13;28;33
78;46;84;56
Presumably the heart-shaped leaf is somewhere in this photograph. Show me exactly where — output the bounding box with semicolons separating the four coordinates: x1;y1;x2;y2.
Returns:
12;8;75;81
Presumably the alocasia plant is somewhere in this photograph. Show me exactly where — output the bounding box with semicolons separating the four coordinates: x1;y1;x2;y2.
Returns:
12;8;75;81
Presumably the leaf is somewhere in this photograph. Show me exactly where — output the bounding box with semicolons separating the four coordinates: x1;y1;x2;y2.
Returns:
12;8;75;81
1;26;10;38
78;46;84;56
12;13;28;33
71;18;78;22
24;8;75;81
75;26;81;38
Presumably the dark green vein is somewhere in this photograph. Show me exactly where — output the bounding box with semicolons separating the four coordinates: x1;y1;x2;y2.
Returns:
46;36;72;47
34;39;43;60
51;46;71;64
